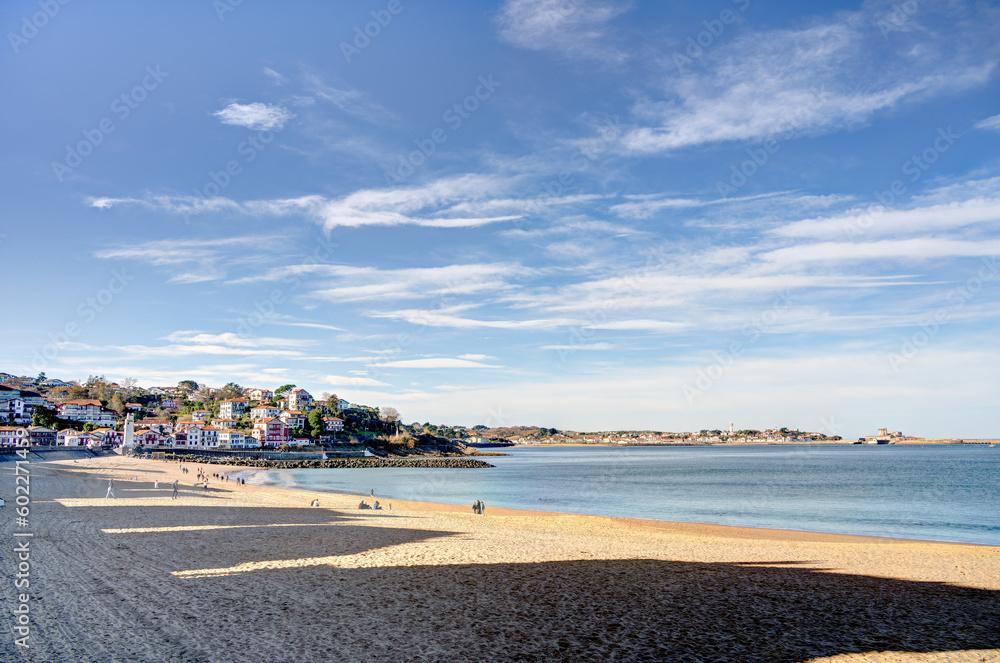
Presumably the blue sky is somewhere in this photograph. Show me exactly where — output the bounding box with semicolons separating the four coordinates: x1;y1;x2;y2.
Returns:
2;0;999;437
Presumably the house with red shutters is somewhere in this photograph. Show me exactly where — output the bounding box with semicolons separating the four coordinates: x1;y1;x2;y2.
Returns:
252;417;289;446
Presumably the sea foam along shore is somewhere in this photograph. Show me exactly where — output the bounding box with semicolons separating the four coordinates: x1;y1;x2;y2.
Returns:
1;453;998;662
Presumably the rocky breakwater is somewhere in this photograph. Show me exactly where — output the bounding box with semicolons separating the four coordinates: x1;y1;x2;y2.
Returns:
166;454;494;469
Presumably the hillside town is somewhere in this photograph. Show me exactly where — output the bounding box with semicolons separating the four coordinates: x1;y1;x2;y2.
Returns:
0;371;919;451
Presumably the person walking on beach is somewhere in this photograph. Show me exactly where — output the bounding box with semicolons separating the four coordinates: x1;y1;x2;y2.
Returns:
171;480;178;499
105;479;115;499
154;480;159;489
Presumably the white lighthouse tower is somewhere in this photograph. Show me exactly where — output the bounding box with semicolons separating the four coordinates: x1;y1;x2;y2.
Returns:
120;413;135;455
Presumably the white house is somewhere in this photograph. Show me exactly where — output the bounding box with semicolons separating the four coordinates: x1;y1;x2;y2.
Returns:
287;389;313;411
252;418;289;447
136;418;174;434
323;416;345;432
219;398;248;419
57;399;117;426
191;410;211;422
1;399;31;425
246;388;273;402
279;410;306;430
63;431;99;447
218;429;248;449
0;426;22;447
133;429;166;446
183;424;220;449
251;405;279;420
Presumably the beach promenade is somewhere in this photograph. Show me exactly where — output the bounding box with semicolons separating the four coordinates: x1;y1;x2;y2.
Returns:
1;453;998;662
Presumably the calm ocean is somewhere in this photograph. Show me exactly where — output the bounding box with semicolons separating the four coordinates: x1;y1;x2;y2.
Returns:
238;444;1000;545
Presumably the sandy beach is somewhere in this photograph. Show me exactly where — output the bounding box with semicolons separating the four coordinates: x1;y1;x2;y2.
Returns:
2;453;998;662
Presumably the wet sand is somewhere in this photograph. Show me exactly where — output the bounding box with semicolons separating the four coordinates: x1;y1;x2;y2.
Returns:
1;453;998;662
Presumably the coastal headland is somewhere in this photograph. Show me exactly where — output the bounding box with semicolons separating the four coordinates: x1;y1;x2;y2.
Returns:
2;453;998;662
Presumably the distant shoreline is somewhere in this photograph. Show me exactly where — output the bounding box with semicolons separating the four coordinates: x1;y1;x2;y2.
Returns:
515;439;999;448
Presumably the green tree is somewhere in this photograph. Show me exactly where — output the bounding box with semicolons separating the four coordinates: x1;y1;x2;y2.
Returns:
178;380;198;391
32;405;58;428
67;384;89;399
275;384;295;397
217;382;243;400
109;392;126;415
306;410;324;438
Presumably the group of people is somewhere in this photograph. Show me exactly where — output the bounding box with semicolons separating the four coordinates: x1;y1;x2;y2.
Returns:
357;499;385;510
472;500;486;514
101;463;251;500
104;477;180;499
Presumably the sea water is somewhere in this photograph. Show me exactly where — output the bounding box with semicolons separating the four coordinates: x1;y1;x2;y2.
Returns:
238;444;1000;545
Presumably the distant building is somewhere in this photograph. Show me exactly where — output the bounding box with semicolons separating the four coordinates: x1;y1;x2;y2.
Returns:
219;429;249;449
252;418;289;446
323;416;344;432
251;405;279;420
287;389;313;411
246;388;273;402
57;399;117;427
27;426;56;446
219;398;249;419
0;427;21;447
279;410;306;430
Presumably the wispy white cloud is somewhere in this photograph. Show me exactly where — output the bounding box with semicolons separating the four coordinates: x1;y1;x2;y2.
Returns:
540;343;615;350
761;238;1000;266
234;262;529;302
370;306;581;330
94;236;284;283
375;357;502;369
163;331;313;349
262;67;287;84
324;375;391;387
774;196;1000;240
213;102;294;131
301;72;398;124
975;113;1000;132
495;0;632;64
621;5;998;153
